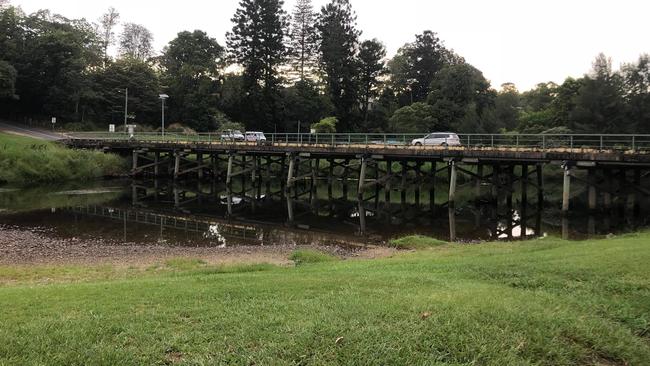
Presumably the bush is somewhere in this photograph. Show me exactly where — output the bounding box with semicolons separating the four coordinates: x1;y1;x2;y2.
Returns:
289;249;338;265
311;117;337;133
0;133;127;185
164;123;196;134
390;235;448;250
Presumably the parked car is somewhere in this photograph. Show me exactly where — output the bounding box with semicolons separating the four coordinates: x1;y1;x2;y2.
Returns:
411;132;461;147
245;131;267;143
220;130;245;141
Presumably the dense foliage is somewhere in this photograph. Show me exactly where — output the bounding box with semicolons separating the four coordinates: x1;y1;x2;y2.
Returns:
0;1;647;134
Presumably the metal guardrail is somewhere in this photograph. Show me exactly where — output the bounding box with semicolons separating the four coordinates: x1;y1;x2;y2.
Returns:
63;132;650;152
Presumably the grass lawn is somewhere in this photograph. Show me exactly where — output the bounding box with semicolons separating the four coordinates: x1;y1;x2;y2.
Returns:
1;234;649;365
0;132;125;185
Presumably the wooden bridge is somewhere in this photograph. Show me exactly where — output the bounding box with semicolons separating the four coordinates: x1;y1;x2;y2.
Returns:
64;132;650;214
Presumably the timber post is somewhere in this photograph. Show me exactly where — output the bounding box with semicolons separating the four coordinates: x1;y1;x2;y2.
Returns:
562;163;571;213
448;160;457;207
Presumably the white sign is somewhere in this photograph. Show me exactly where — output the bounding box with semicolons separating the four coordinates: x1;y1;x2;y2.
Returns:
51;117;56;124
109;124;115;133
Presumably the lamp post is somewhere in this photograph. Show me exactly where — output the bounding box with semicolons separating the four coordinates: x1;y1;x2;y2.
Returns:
159;94;169;137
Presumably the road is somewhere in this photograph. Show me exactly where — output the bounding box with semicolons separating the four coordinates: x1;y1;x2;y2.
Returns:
0;120;63;141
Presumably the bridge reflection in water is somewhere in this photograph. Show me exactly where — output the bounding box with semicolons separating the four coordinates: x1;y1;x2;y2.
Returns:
62;177;648;247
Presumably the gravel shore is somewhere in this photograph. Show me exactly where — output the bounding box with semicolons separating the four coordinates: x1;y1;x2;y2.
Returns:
0;225;395;267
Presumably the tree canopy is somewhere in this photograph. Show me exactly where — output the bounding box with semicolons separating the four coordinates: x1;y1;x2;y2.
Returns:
0;3;647;135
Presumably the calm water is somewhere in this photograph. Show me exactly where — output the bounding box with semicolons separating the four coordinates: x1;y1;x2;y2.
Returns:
0;178;648;248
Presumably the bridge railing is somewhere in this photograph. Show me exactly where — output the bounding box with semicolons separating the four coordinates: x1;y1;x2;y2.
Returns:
64;132;650;151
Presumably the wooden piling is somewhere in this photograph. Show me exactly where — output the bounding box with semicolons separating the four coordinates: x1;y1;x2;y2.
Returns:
448;161;457;206
562;164;571;213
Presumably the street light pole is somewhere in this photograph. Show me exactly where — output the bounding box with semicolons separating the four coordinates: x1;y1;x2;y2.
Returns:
159;94;169;137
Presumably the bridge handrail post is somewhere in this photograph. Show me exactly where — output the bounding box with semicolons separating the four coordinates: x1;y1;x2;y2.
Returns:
600;135;603;151
348;134;351;145
570;135;574;150
365;134;368;146
491;135;494;148
542;135;546;150
316;133;318;145
516;135;519;148
632;135;636;151
285;133;288;146
384;134;387;147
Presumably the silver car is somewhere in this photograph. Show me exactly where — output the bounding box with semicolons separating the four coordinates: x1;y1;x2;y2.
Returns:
220;130;245;141
245;131;267;142
411;132;461;147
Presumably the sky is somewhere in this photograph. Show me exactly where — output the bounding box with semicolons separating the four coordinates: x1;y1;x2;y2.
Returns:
10;0;650;91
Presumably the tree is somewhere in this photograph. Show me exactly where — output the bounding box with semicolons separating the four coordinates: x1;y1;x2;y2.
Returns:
358;39;386;126
521;82;558;112
408;31;445;102
622;54;650;133
161;30;225;131
119;23;153;60
227;0;289;131
388;30;463;106
93;57;160;126
8;10;103;122
427;63;496;132
282;79;332;132
389;102;438;132
570;53;628;133
317;0;361;131
288;0;318;82
0;60;16;99
98;7;119;64
495;83;520;131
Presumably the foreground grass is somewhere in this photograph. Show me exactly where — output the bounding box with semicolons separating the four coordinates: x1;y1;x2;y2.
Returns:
1;235;649;365
0;132;126;184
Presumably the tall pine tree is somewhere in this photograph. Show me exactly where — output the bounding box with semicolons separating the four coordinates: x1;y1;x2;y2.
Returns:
289;0;318;82
317;0;361;131
358;39;386;126
227;0;289;131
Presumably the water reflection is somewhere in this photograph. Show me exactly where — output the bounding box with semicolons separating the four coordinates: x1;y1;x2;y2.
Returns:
0;178;647;247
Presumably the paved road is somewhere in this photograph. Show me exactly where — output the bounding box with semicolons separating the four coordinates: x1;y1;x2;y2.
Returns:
0;120;64;141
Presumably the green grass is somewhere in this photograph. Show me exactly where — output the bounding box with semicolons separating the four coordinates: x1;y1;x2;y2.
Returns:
289;249;339;265
0;133;126;185
390;235;448;249
1;234;650;365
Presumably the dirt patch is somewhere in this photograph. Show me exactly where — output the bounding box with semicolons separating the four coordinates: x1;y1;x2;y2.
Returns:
0;226;394;267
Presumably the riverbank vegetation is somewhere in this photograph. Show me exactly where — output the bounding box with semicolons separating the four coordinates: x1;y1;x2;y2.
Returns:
1;233;648;365
0;133;126;185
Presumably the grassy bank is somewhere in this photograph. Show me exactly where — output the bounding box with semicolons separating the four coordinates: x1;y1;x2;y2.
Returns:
0;133;126;185
1;234;649;365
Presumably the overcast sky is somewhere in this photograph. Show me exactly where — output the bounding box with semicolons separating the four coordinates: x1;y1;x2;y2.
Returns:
10;0;650;91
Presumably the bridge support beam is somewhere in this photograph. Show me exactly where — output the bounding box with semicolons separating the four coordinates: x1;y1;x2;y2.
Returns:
562;164;571;213
448;161;457;207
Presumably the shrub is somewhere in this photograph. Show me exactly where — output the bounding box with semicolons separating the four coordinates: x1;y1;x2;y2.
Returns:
390;235;448;250
289;249;338;265
311;117;337;133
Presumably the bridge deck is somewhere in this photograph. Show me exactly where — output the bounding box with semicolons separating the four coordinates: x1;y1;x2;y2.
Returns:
66;138;650;166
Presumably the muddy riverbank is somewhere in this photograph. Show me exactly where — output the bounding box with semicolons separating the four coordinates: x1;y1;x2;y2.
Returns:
0;225;396;267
